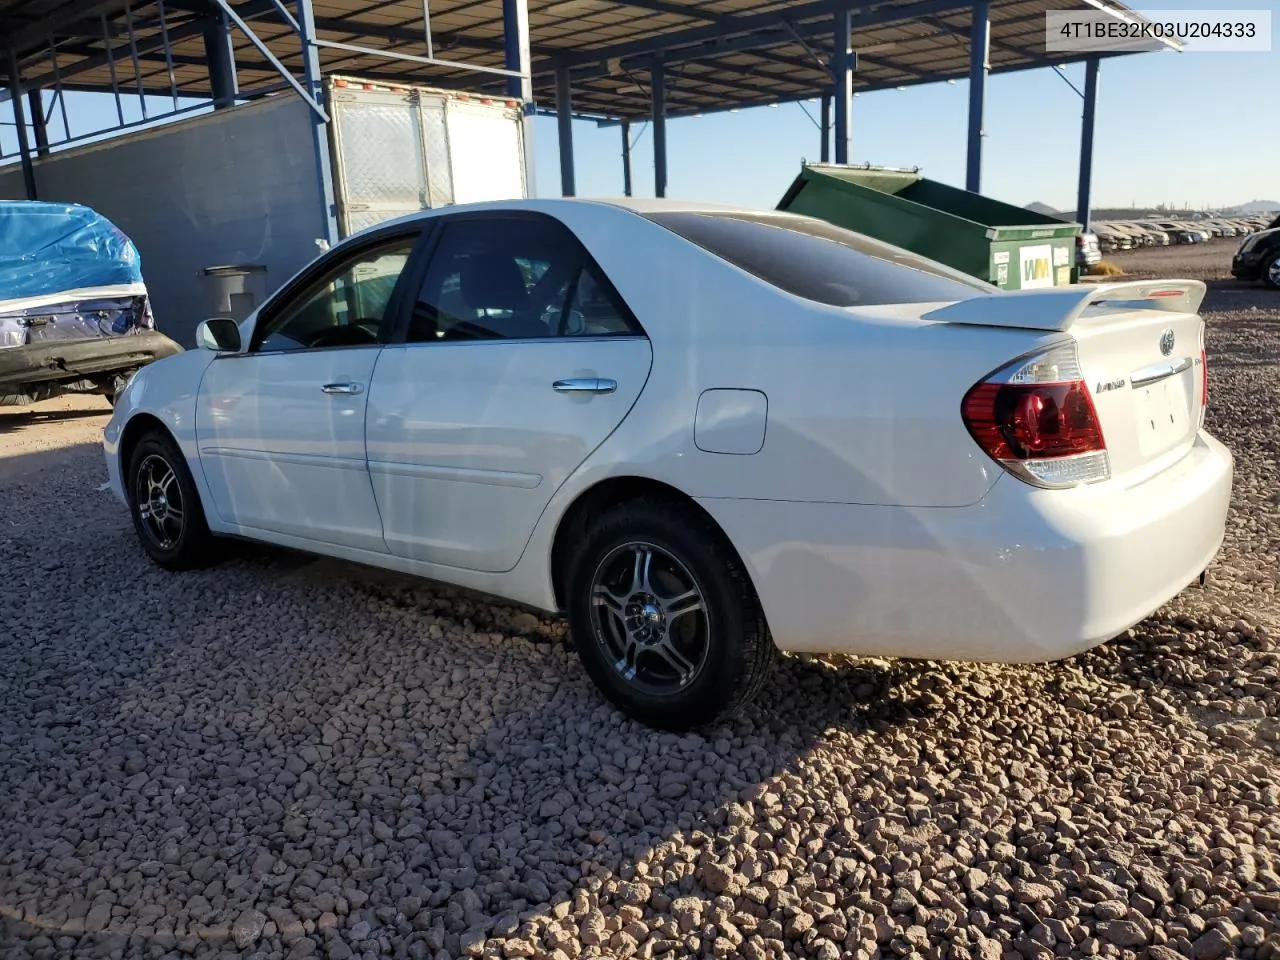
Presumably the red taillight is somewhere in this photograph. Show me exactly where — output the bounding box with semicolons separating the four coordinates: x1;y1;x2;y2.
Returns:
961;343;1110;488
1200;347;1208;407
962;381;1105;461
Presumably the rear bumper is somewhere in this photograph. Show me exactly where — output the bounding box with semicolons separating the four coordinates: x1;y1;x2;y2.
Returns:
0;330;182;389
699;431;1233;662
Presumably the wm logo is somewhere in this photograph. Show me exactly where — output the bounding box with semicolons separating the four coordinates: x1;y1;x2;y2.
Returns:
1023;258;1050;281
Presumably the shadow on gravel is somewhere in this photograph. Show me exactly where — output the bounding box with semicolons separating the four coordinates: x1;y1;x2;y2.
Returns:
0;405;110;434
0;513;934;959
0;440;105;485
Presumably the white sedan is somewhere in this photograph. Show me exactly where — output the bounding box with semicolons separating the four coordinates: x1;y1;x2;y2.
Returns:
103;199;1233;730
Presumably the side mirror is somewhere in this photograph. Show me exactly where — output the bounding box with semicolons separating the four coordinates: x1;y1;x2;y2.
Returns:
196;317;242;353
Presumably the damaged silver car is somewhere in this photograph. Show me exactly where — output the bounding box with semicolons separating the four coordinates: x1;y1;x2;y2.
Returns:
0;200;181;407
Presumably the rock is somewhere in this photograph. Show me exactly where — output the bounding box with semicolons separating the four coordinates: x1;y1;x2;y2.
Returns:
1097;921;1149;949
702;862;734;894
1192;929;1233;960
671;898;703;934
232;909;267;949
460;929;487;956
581;910;607;946
1093;900;1129;921
1015;883;1056;904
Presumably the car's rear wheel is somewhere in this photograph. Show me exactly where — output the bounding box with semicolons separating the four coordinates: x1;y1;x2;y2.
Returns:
565;498;775;730
1263;252;1280;290
126;429;216;570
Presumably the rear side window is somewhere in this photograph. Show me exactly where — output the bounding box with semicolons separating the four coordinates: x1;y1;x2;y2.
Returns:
645;211;991;308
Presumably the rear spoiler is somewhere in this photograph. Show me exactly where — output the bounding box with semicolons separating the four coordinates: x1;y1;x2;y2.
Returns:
921;279;1207;333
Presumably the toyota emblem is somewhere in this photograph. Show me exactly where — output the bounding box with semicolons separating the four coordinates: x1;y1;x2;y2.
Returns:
1159;328;1175;356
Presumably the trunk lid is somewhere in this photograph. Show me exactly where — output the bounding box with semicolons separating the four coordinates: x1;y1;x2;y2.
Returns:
1073;304;1204;482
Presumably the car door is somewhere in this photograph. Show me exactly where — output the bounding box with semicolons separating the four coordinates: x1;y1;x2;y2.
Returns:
195;227;422;553
365;211;653;573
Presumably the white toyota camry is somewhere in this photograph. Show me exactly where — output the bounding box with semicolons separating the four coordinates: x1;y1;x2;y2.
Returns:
103;198;1233;730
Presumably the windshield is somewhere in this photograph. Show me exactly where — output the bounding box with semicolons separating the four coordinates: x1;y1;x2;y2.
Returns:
643;210;991;308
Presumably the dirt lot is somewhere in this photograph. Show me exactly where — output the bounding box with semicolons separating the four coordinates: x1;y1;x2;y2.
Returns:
1;259;1277;960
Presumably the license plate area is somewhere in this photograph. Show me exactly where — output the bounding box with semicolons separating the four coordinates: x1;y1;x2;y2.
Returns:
1133;372;1191;457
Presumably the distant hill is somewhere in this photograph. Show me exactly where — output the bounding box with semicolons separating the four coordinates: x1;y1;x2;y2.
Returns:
1025;201;1060;216
1228;200;1280;214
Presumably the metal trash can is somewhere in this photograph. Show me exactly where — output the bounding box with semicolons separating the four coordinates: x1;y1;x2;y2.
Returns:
201;264;268;321
777;163;1082;290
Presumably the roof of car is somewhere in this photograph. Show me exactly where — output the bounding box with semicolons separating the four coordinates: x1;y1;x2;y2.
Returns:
356;196;796;238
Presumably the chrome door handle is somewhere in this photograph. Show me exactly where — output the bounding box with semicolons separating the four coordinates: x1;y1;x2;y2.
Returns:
553;378;617;395
321;382;364;395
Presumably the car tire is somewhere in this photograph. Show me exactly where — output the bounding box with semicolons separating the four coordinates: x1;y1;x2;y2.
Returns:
565;498;775;730
1263;252;1280;291
126;428;217;571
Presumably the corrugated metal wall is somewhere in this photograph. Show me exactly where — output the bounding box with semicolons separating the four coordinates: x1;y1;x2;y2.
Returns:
0;95;326;347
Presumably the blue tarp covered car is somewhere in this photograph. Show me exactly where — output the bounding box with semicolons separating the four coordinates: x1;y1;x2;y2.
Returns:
0;200;181;406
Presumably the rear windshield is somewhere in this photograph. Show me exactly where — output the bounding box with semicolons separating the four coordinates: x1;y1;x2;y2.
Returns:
644;210;991;308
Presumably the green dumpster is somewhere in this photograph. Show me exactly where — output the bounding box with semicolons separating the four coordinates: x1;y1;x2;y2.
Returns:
777;163;1083;290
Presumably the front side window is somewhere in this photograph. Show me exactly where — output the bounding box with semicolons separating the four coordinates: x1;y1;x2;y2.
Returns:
644;210;992;308
405;216;641;343
255;238;415;352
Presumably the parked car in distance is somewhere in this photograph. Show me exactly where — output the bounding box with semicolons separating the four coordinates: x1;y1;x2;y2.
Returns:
0;200;181;406
1232;213;1280;289
102;198;1234;729
1076;231;1102;268
1092;224;1130;251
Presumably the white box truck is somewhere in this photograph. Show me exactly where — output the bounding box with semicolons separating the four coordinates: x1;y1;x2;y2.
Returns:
326;75;529;237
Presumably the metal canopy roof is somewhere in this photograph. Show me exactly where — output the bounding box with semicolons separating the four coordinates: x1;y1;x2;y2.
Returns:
3;0;1151;121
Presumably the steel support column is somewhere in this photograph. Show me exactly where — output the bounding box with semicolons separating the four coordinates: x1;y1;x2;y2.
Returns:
621;120;633;197
819;92;831;163
831;10;852;165
297;0;338;243
29;89;50;157
203;7;238;109
555;66;575;196
6;50;37;199
965;0;989;192
1076;56;1100;229
652;60;667;198
503;0;535;196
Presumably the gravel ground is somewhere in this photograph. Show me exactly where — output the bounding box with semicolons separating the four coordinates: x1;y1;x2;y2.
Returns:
2;265;1278;960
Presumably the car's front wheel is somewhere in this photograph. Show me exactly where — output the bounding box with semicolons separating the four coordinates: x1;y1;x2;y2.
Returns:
126;429;216;570
565;499;775;730
1263;252;1280;291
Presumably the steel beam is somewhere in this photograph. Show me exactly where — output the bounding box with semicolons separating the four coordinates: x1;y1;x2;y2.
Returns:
309;16;504;54
502;0;535;197
203;7;238;108
965;0;989;192
1076;56;1099;229
621;120;633;197
5;0;127;54
544;0;964;73
652;60;667;198
831;9;852;164
297;0;338;244
29;89;50;156
819;91;830;162
6;50;38;199
555;66;575;196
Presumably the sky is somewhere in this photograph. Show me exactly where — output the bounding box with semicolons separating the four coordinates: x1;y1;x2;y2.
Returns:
526;0;1278;212
3;0;1276;215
